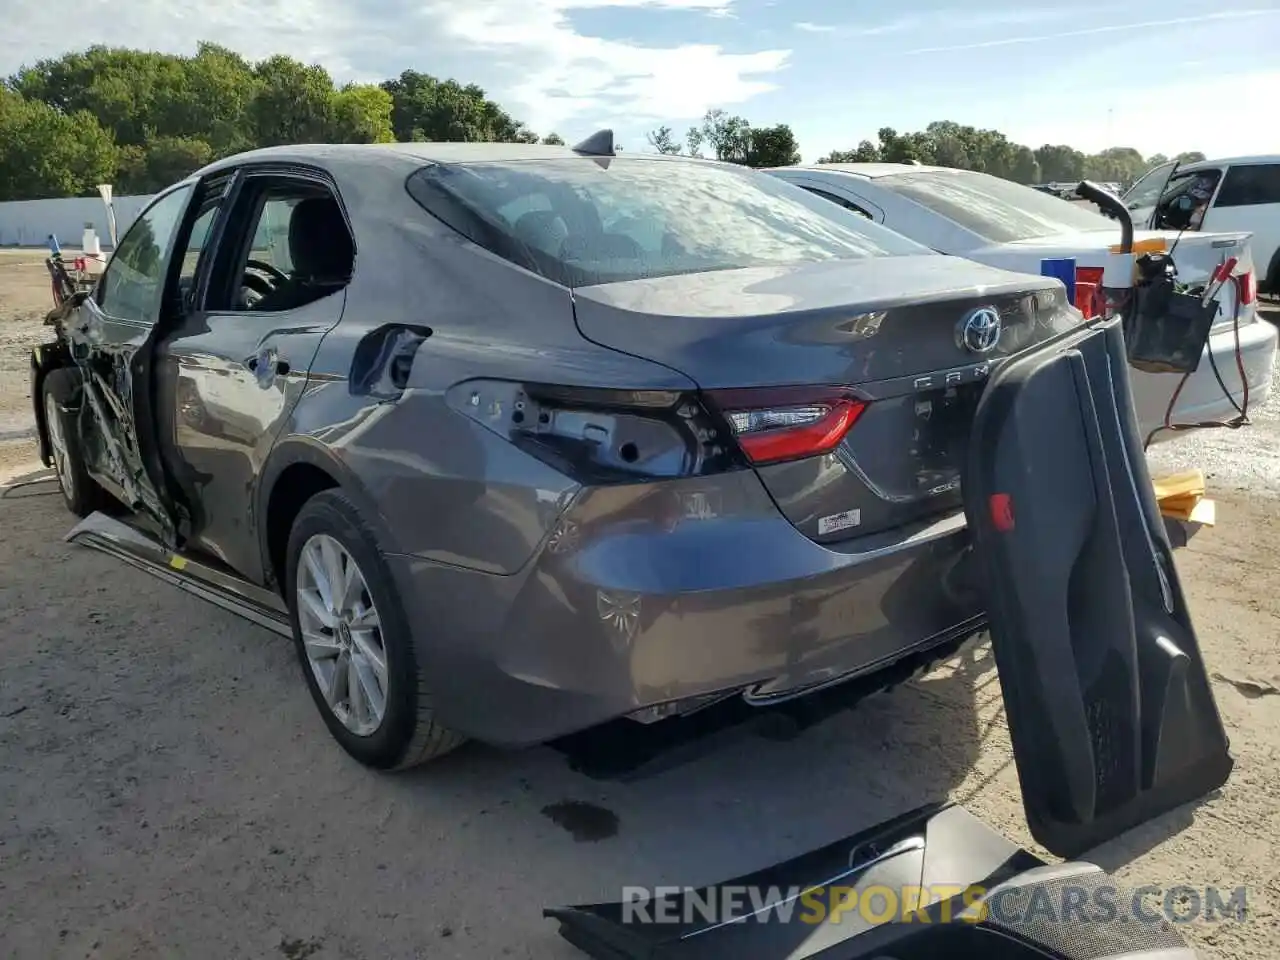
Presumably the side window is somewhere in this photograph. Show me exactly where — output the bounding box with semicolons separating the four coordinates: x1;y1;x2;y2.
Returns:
96;186;193;324
1215;164;1280;208
207;178;354;314
1154;169;1222;231
801;186;873;219
1123;162;1175;210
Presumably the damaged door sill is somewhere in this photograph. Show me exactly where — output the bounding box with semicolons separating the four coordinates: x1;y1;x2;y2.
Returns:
64;511;292;638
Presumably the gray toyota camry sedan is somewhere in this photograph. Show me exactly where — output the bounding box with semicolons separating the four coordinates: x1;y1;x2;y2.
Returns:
34;134;1085;769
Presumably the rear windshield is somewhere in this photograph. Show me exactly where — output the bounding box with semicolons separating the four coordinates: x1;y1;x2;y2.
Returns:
875;169;1114;243
405;157;933;287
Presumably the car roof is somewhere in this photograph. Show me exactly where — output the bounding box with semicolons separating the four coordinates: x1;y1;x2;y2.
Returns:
193;141;702;178
1173;154;1280;170
772;162;951;179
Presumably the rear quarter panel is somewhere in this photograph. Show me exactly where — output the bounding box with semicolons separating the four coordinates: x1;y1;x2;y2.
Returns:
274;170;697;574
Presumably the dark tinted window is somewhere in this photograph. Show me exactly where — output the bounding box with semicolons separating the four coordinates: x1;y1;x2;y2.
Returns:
405;158;932;287
1215;164;1280;207
800;186;873;219
875;169;1112;242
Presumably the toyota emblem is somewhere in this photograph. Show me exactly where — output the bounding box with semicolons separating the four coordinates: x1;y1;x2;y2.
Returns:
959;307;1002;354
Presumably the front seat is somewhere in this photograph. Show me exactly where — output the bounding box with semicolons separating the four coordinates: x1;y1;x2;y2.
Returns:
251;197;354;312
512;210;569;257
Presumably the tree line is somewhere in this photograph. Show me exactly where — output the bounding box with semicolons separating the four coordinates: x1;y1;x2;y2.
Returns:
649;113;1204;186
0;43;565;201
1;42;1205;202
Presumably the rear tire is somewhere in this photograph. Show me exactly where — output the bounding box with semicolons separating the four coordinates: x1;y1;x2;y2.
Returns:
284;489;465;769
41;367;109;518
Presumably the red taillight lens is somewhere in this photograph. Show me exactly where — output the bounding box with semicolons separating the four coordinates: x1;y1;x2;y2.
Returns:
708;388;867;465
1074;266;1105;318
1239;271;1257;305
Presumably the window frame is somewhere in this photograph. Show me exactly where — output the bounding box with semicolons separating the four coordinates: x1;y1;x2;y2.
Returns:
200;165;356;316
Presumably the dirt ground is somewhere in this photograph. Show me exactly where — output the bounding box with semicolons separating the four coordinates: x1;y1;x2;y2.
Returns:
2;249;1279;959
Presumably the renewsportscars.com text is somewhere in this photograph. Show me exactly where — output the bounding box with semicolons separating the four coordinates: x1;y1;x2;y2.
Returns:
620;883;1248;927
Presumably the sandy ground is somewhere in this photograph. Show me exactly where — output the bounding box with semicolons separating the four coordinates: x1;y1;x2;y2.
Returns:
2;249;1279;959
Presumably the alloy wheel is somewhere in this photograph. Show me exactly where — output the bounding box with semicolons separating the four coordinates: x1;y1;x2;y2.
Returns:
295;533;389;736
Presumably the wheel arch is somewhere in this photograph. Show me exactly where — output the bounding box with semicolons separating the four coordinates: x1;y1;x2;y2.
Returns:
30;344;76;467
257;437;399;593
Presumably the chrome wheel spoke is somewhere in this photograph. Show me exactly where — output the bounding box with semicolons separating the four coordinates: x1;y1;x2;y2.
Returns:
302;547;333;612
351;628;387;689
298;587;336;630
326;650;350;707
351;654;385;725
347;655;365;723
349;605;380;631
302;628;341;661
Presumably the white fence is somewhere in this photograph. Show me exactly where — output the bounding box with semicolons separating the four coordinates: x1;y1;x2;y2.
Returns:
0;194;154;249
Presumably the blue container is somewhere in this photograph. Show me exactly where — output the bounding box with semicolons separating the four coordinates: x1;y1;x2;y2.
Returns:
1040;257;1076;304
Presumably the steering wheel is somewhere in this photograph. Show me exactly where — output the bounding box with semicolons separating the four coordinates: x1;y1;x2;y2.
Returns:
245;258;289;285
240;258;289;309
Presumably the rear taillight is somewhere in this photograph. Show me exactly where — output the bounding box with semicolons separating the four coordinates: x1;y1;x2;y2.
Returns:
707;388;867;466
1074;266;1105;318
1239;271;1257;305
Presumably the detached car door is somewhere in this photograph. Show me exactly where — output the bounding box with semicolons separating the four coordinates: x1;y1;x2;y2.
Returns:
963;312;1233;859
70;183;195;541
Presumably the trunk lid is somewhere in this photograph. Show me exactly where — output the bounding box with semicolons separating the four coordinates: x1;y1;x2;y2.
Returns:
973;228;1257;328
572;255;1084;542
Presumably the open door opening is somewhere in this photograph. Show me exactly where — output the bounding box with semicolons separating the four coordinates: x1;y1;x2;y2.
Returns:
962;313;1232;859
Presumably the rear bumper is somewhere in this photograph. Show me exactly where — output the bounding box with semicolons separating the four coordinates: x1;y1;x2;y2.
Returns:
1131;314;1277;439
386;471;983;746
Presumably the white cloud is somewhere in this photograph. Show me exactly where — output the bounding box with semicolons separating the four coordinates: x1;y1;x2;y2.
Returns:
793;21;836;33
425;0;789;130
0;0;789;134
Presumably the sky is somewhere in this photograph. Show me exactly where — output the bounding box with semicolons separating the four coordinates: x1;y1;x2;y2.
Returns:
3;0;1278;164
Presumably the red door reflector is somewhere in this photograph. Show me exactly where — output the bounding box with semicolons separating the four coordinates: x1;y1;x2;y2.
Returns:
989;493;1015;532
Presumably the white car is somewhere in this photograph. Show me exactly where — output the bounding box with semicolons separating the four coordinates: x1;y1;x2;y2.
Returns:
767;163;1276;441
1124;155;1280;295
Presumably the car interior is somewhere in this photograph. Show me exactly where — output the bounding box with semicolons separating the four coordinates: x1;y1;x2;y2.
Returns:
237;191;354;312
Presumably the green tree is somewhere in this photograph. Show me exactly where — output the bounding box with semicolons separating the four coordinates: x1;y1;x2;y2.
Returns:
542;132;565;145
0;91;118;201
1034;144;1086;182
688;109;752;162
249;55;335;146
329;84;395;143
116;136;213;193
646;124;682;154
380;71;532;142
744;123;800;168
1010;145;1040;184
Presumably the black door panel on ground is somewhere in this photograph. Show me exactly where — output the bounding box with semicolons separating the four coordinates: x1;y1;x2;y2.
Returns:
963;315;1232;858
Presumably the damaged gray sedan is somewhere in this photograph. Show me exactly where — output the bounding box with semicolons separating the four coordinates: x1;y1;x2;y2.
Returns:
31;135;1232;828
